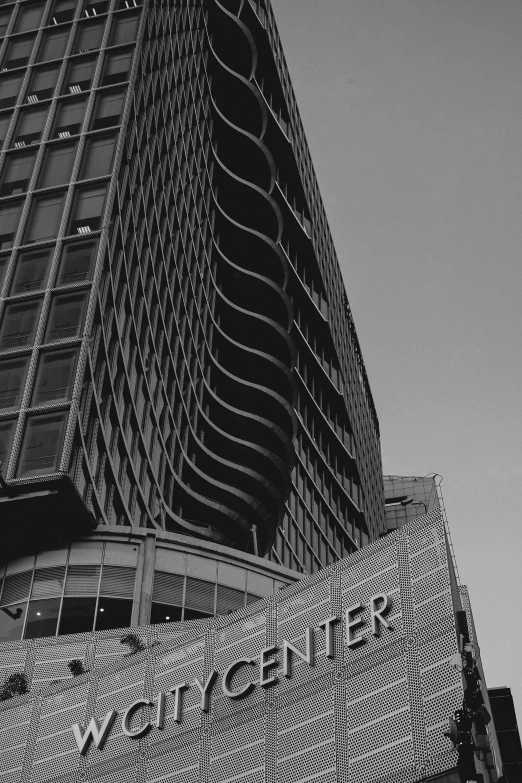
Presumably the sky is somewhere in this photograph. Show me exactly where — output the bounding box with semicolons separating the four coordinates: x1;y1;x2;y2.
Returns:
271;0;522;715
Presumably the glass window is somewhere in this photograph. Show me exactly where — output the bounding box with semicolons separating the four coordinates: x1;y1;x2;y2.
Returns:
150;603;182;625
100;50;131;86
14;2;44;33
37;142;77;188
86;0;109;14
26;64;60;101
0;355;30;410
50;0;76;25
0;254;8;292
45;290;88;341
57;239;97;284
17;411;67;476
36;27;70;62
58;596;96;635
80;134;115;180
0;150;37;196
3;35;35;69
74;20;104;53
32;348;78;404
0;602;27;641
10;247;53;292
0;201;23;248
62;56;96;94
0;10;12;38
0;298;41;348
14;105;48;144
0;418;16;472
68;184;106;233
24;597;61;638
109;12;138;46
24;191;65;243
90;90;124;130
0;73;23;109
94;597;132;631
0;112;11;147
52;97;87;137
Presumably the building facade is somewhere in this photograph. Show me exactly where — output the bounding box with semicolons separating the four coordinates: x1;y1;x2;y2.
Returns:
0;0;384;605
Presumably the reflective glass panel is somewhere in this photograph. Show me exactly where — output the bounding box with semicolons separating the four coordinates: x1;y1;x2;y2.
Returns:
3;36;34;69
0;74;23;109
0;254;8;292
57;239;97;285
150;602;182;625
50;0;76;25
58;596;96;635
100;50;131;86
10;247;53;293
0;150;37;196
80;134;115;179
0;113;10;147
32;348;78;404
17;411;67;476
0;200;23;248
45;290;88;342
0;419;17;471
0;355;30;410
62;56;96;94
14;3;44;33
0;298;41;348
14;105;49;144
37;27;70;63
24;597;60;638
68;185;106;233
52;97;87;137
95;597;132;631
24;191;65;242
109;12;138;46
37;142;77;188
74;20;104;53
90;89;124;130
26;65;60;101
0;602;27;641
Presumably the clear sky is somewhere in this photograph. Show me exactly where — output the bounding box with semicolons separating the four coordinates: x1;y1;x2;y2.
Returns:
271;0;522;716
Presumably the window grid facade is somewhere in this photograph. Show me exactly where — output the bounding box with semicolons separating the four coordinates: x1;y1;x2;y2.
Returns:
0;0;384;577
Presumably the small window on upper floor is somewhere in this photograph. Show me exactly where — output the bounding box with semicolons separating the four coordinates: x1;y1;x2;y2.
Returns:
57;238;97;285
10;246;53;293
67;184;107;234
37;141;77;188
62;56;96;95
52;96;87;138
73;19;104;53
13;105;48;145
44;289;89;342
50;0;76;25
36;26;70;62
32;347;78;405
14;2;44;33
0;298;42;349
0;149;37;196
90;88;124;129
26;64;60;102
109;12;139;46
100;49;131;86
17;411;68;477
0;200;24;249
80;133;116;180
0;418;17;474
3;35;35;69
0;73;23;110
0;355;30;410
24;191;66;243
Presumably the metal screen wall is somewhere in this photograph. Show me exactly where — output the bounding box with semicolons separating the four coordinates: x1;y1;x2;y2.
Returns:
0;511;468;783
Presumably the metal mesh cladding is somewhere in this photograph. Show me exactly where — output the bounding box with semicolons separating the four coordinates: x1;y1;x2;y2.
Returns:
0;511;470;783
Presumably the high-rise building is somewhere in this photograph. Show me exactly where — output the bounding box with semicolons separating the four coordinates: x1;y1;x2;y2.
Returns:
0;0;384;641
384;474;441;533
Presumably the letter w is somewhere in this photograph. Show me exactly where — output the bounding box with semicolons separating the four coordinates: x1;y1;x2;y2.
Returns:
72;710;117;755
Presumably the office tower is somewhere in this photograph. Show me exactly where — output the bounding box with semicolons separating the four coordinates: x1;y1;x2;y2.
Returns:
0;0;384;641
488;687;522;783
384;474;441;533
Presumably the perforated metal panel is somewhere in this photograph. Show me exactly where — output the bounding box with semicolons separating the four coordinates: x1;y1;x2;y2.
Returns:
0;512;478;783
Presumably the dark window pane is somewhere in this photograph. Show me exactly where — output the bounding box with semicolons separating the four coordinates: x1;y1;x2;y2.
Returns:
0;112;11;147
26;64;60;101
62;56;96;94
0;200;23;248
14;105;48;145
100;50;131;86
0;355;30;409
37;27;70;62
0;419;17;471
150;602;182;625
45;290;88;341
32;348;77;404
86;0;109;14
0;254;8;292
68;184;106;233
14;3;44;33
0;299;41;348
0;74;23;109
52;97;87;137
17;411;67;476
0;150;36;196
95;597;132;631
80;134;115;179
3;35;35;69
10;247;53;292
57;239;97;284
24;191;65;242
91;90;124;130
37;142;77;188
109;13;138;46
0;602;27;641
183;608;211;621
0;10;12;38
50;0;76;25
58;596;96;635
24;597;61;638
74;20;104;53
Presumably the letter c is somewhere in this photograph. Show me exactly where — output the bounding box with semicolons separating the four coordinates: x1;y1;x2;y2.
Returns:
222;658;256;699
121;698;154;738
